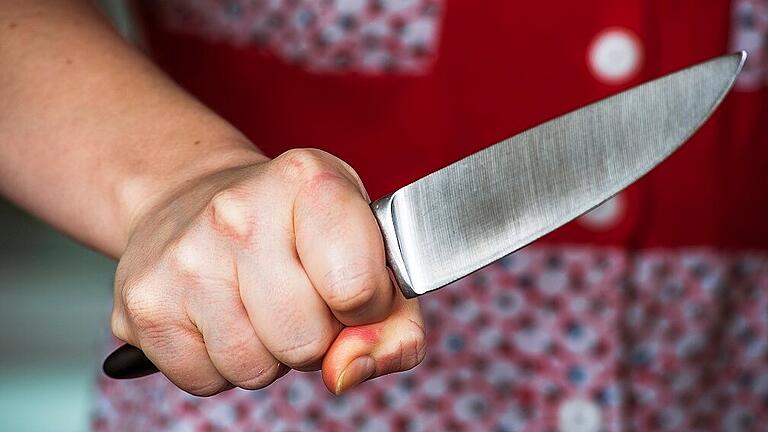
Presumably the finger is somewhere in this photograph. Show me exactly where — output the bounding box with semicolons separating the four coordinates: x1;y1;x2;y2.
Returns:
320;292;426;395
214;181;342;371
185;257;287;390
241;245;341;371
112;270;232;397
291;152;394;326
142;326;234;397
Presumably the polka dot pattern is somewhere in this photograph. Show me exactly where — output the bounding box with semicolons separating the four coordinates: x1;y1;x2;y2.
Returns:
587;29;642;84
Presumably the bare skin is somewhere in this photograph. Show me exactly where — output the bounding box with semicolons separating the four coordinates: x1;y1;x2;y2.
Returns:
0;0;425;396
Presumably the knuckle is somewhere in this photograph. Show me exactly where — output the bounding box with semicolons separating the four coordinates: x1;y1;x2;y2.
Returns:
301;170;350;201
208;189;253;241
207;335;269;384
273;334;331;368
275;148;328;180
110;278;132;341
121;281;154;318
275;149;351;192
335;159;369;200
323;268;381;313
207;331;284;389
184;378;232;397
399;318;427;371
165;232;206;276
109;309;131;342
212;332;255;362
120;280;170;333
231;361;283;390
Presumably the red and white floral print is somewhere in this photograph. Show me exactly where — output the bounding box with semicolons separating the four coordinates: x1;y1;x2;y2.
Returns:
92;246;768;432
150;0;444;74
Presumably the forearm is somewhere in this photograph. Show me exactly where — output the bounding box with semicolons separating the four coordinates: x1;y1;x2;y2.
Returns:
0;0;266;258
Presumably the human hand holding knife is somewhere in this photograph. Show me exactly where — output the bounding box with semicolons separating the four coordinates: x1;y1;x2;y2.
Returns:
104;52;746;395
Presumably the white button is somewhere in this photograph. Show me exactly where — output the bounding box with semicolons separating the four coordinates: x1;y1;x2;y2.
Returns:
578;194;625;230
558;398;602;432
588;28;642;83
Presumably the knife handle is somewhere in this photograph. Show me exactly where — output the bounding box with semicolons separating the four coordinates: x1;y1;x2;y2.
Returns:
103;344;159;379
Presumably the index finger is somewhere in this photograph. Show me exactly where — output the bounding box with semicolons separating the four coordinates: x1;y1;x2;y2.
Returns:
291;152;394;326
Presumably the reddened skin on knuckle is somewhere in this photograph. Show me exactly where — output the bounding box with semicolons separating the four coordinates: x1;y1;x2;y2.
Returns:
207;188;255;243
332;159;369;200
281;148;362;188
274;148;361;193
273;148;328;182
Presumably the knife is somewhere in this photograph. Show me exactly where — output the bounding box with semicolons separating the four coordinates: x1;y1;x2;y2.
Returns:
103;51;746;379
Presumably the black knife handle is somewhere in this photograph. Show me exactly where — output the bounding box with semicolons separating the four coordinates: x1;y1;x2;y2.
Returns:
103;344;159;379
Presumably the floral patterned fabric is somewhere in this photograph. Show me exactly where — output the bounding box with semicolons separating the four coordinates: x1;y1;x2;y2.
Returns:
93;246;768;431
149;0;444;74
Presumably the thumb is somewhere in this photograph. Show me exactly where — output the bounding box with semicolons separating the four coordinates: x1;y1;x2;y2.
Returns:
321;294;426;395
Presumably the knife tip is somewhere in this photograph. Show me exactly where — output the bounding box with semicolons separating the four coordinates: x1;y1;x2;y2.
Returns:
736;50;748;66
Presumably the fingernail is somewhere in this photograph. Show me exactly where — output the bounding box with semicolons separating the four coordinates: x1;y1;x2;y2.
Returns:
335;355;375;395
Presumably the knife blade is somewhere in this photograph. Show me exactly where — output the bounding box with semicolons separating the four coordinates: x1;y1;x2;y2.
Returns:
375;51;746;297
103;51;746;379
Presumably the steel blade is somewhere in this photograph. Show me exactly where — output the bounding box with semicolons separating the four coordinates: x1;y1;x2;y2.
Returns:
373;52;746;297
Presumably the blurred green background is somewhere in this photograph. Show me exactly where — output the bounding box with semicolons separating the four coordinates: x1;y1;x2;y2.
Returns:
0;201;114;432
0;2;131;431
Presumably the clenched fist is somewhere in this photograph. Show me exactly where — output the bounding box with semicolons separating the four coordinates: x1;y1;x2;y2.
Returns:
111;149;426;396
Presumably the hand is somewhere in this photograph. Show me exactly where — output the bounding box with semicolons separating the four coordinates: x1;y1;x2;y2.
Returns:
111;149;426;396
